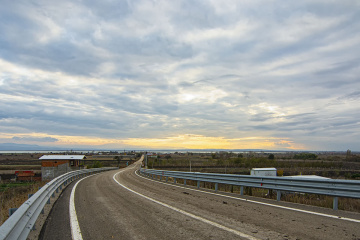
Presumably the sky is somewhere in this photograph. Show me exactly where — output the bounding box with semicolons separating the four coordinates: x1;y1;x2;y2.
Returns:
0;0;359;151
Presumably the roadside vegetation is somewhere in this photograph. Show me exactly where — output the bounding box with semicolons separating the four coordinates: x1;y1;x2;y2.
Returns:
87;161;104;168
0;181;46;225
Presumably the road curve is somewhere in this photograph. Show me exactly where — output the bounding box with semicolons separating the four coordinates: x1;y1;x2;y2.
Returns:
41;161;360;240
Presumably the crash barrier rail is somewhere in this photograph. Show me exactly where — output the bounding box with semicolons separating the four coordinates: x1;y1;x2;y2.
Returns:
139;168;360;210
0;167;117;240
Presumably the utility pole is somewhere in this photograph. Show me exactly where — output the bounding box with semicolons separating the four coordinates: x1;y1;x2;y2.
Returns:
145;153;148;169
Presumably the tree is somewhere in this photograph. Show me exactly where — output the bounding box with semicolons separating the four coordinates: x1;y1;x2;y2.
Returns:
268;154;275;160
346;149;352;159
114;156;120;167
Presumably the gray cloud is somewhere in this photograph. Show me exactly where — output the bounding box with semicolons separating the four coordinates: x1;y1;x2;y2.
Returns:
12;136;58;142
0;0;359;150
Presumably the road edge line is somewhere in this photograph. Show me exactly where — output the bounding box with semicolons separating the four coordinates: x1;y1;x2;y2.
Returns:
69;176;92;240
113;171;259;240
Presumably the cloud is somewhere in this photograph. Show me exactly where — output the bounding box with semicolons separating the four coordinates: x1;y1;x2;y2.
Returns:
0;1;359;150
12;136;58;142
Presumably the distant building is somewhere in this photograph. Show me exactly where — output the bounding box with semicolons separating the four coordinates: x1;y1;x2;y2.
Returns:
250;168;277;177
15;171;41;181
40;155;85;181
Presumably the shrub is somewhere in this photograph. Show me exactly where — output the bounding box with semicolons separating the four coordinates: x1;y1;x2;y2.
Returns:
89;161;103;168
351;173;360;179
294;153;318;160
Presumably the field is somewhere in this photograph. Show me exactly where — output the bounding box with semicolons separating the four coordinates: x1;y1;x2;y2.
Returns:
147;151;360;179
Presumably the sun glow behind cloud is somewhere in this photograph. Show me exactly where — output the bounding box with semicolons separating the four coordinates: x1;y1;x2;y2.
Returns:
122;134;304;150
0;133;304;150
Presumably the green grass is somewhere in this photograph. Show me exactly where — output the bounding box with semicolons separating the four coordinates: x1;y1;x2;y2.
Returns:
0;182;36;192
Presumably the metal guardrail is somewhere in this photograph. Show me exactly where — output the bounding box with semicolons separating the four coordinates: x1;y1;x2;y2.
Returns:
140;168;360;210
0;167;117;240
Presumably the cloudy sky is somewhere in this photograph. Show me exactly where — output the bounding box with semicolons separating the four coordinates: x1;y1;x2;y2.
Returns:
0;0;359;151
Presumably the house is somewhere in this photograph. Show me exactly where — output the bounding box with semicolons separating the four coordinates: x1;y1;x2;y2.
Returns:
40;155;85;181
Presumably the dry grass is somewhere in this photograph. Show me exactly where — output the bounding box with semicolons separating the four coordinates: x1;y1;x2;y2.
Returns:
0;181;46;225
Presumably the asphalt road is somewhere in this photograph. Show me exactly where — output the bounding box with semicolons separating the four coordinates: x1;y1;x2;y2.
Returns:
40;161;360;240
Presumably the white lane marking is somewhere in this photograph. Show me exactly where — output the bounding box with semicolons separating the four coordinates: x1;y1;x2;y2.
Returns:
136;171;360;223
70;175;92;240
69;167;136;240
113;171;259;240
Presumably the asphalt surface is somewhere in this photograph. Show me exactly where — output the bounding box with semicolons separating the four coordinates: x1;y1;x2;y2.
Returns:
40;161;360;240
39;181;74;240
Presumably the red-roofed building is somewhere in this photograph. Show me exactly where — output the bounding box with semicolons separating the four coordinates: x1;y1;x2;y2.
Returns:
15;171;41;181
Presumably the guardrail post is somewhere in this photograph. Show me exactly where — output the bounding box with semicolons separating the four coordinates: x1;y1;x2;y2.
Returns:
333;197;339;210
28;194;34;199
166;176;168;182
47;198;51;204
9;208;18;217
197;181;200;189
160;176;162;181
52;192;55;198
240;186;244;195
215;183;218;192
277;190;281;201
174;177;177;184
184;179;186;186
